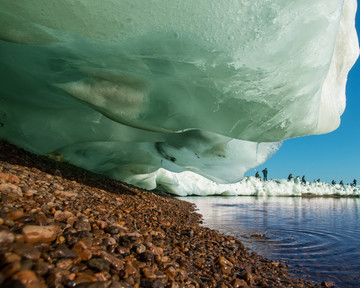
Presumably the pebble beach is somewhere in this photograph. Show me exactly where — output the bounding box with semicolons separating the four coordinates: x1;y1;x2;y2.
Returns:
0;141;329;288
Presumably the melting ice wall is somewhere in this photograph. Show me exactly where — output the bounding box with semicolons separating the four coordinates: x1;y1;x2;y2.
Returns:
0;0;358;193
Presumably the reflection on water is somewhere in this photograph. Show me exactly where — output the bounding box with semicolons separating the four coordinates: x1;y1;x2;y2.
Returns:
182;196;360;287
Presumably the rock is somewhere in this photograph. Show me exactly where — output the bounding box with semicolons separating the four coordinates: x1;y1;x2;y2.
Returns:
139;251;155;263
46;267;71;287
100;251;124;271
94;271;111;281
232;278;249;288
74;272;98;284
244;272;254;285
56;258;74;270
11;243;41;261
0;261;21;283
0;229;15;245
88;258;111;272
54;210;74;222
164;266;176;281
124;262;137;278
135;244;146;254
321;281;335;288
103;237;117;247
22;225;57;243
218;256;233;274
105;225;123;234
0;183;23;197
6;209;24;220
55;190;78;198
110;280;133;288
72;240;93;261
116;246;131;256
0;173;20;184
33;261;53;276
50;245;78;259
74;220;92;231
141;279;165;288
142;267;157;279
75;280;112;288
11;270;46;288
1;252;21;263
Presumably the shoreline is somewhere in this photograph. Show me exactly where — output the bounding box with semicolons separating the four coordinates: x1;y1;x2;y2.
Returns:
0;141;327;287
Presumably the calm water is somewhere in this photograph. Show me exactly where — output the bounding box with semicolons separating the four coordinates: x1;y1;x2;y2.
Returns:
182;196;360;287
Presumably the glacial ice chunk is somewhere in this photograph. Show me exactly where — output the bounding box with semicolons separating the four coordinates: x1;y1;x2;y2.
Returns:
0;0;358;192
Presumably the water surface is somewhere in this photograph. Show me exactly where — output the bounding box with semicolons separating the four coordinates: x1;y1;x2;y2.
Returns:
183;196;360;287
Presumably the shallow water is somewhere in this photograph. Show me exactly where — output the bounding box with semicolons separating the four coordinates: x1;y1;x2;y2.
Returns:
182;196;360;287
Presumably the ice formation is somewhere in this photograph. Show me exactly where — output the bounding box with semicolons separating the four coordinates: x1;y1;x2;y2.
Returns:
150;169;360;196
0;0;358;194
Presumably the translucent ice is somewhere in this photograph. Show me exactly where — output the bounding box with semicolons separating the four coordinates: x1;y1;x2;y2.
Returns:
0;0;358;192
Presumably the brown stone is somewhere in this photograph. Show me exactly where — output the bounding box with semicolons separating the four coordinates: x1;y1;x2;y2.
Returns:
23;189;37;197
100;251;124;271
0;260;21;281
56;190;78;198
56;258;74;270
124;262;137;279
12;243;41;261
0;229;15;245
74;220;92;231
0;173;20;184
33;261;53;276
232;278;249;288
46;268;71;287
74;272;98;284
88;258;111;272
218;256;233;274
72;240;93;261
6;209;24;220
22;225;57;243
244;272;254;285
51;245;78;259
321;281;335;288
95;271;111;281
2;252;21;263
0;183;23;197
142;267;157;279
54;210;75;222
12;270;46;288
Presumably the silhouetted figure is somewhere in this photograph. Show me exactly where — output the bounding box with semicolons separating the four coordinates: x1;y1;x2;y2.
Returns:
353;179;357;187
332;180;336;185
255;171;261;179
340;180;344;186
262;168;268;181
301;176;306;184
288;173;293;181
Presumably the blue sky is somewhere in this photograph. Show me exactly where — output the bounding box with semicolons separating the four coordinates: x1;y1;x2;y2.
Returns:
246;7;360;185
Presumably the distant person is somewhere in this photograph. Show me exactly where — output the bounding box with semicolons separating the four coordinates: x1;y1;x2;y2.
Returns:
339;180;344;186
352;179;357;187
262;168;268;181
331;180;336;185
255;171;261;180
301;176;306;184
288;173;293;181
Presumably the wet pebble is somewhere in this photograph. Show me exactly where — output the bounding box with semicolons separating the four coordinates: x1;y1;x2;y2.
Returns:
11;243;41;261
88;258;111;272
22;225;57;243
